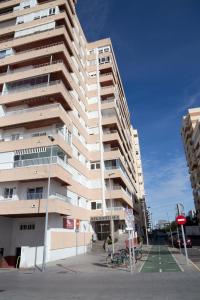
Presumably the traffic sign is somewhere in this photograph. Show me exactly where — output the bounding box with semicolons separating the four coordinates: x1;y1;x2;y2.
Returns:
176;215;186;225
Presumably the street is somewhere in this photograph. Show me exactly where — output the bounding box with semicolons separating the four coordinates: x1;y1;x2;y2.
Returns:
183;245;200;270
0;244;200;300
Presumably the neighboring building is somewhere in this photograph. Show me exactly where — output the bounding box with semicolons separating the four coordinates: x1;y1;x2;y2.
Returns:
0;0;145;268
155;220;168;230
181;108;200;223
131;128;146;235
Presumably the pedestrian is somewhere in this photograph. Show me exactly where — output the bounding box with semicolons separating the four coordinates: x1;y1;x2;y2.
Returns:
103;235;112;253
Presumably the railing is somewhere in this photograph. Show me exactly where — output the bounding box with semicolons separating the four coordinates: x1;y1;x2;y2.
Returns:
0;25;65;44
50;192;71;203
101;85;114;90
103;130;118;135
14;156;69;171
2;79;61;95
100;72;112;77
2;79;73;99
107;207;125;211
27;192;43;200
16;41;64;55
102;112;117;118
4;103;62;116
0;60;63;76
101;98;115;104
104;147;119;152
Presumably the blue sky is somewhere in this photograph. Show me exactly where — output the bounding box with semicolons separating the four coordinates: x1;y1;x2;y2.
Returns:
77;0;200;222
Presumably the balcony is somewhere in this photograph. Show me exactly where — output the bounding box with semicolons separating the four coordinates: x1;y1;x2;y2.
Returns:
100;85;115;97
0;79;73;110
90;207;126;220
0;103;71;130
0;132;72;160
105;187;133;208
14;155;69;171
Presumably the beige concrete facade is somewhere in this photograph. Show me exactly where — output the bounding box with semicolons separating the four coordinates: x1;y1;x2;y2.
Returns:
181;108;200;222
0;0;145;267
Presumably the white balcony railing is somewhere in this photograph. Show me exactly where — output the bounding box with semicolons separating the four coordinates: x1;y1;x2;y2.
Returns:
106;207;125;211
4;103;61;116
0;60;63;76
2;79;61;95
14;156;69;172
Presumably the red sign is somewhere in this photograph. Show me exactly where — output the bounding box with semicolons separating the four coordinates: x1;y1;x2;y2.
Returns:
63;218;74;229
76;219;80;230
176;215;186;225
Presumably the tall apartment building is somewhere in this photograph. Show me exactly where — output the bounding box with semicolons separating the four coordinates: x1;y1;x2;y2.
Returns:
181;108;200;223
0;0;145;268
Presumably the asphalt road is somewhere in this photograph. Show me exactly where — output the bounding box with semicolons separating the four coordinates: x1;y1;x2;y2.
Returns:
0;268;200;300
186;245;200;270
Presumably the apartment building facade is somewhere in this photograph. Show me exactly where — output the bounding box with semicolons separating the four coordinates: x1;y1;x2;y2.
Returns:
0;0;145;268
181;108;200;223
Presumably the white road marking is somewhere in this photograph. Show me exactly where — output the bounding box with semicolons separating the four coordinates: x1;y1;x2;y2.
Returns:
168;247;184;272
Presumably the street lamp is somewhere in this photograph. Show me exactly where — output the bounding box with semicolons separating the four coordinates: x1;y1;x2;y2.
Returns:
108;172;115;255
42;135;55;272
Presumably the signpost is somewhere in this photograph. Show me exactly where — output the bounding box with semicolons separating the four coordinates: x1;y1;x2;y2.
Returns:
125;209;135;273
176;204;189;264
176;215;186;225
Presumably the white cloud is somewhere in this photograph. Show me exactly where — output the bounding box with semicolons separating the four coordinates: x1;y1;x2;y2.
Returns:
144;155;194;221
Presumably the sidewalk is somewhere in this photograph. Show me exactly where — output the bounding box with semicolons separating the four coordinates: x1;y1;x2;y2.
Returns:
168;246;199;272
41;245;152;275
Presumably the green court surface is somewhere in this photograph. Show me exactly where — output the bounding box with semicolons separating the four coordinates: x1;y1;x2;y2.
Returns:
141;245;181;273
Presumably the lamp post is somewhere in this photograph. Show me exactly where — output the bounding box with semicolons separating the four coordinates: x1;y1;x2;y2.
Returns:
108;172;115;255
42;135;55;272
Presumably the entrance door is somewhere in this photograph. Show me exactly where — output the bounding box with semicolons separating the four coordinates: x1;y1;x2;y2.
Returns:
96;222;110;240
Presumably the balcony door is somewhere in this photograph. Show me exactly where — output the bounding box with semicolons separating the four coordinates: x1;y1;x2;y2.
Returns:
27;187;43;200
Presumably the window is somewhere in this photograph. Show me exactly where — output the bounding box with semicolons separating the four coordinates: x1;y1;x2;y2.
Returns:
91;161;101;170
4;188;14;199
0;50;7;59
91;202;102;210
32;132;46;137
98;46;110;54
27;187;43;199
49;8;56;15
99;56;110;65
34;16;40;20
11;134;20;141
20;224;35;230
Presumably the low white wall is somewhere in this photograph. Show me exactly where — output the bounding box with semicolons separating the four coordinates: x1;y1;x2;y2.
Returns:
20;246;44;268
49;245;88;262
20;245;90;268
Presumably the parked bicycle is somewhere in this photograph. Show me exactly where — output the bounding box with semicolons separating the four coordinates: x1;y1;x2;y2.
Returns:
106;246;143;267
